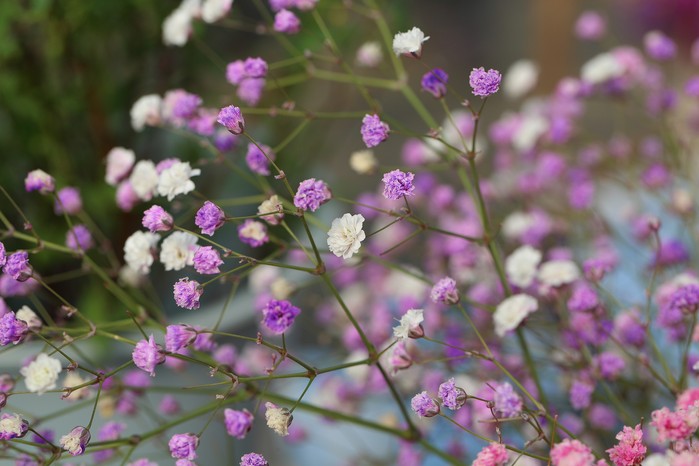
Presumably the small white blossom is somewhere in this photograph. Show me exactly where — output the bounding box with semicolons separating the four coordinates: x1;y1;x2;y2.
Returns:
16;305;42;332
0;414;26;438
63;372;91;401
129;160;159;201
130;95;162;131
356;41;383;67
537;260;580;288
505;245;542;288
349;150;378;175
493;294;538;337
327;213;366;260
257;195;284;225
123;231;160;274
270;277;294;300
59;426;90;456
20;353;62;394
160;231;198;271
118;265;146;287
393;309;424;340
264;402;291;436
512;114;548;152
201;0;232;23
162;1;198;47
156;161;201;201
581;52;623;85
501;211;536;240
105;147;136;186
392;27;429;56
503;59;539;99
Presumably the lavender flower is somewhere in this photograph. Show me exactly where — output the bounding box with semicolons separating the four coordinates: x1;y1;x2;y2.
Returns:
240;453;268;466
245;143;275;175
160;394;181;415
644;30;676;61
382;169;415;200
575;11;606;40
238;220;269;247
410;391;440;417
293;178;332;212
438;378;467;410
168;433;199;460
360;114;390;148
193;246;223;274
54;187;82;215
173;278;203;310
261;299;301;334
0;242;5;269
667;284;699;314
243;57;268;78
3;251;32;282
195;201;226;236
142;205;173;232
171;91;202;119
66;225;93;252
0;413;29;440
165;325;198;353
59;426;90;456
493;382;523;417
224;408;254;439
24;169;55;193
273;9;301;34
0;312;28;346
217;105;245;134
132;335;166;376
569;379;594;410
469;67;502;97
430;277;459;304
421;68;448;98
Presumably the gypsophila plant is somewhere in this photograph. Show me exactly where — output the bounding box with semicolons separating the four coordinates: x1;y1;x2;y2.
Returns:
4;1;699;465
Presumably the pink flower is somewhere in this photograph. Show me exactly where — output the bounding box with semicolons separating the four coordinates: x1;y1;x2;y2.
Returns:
606;424;646;466
551;439;595;466
472;443;508;466
651;407;696;443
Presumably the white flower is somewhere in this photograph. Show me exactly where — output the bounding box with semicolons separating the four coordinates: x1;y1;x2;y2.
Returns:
63;372;91;401
501;211;536;240
350;150;378;175
160;231;198;271
257;195;284;225
503;59;539;99
130;95;162;131
493;294;538;337
264;402;291;436
20;353;62;394
356;41;383;67
129;160;159;201
123;231;160;274
642;454;670;466
201;0;232;23
162;4;194;47
512;114;548;152
581;52;623;85
0;414;26;438
270;277;294;300
327;213;366;259
118;265;146;287
105;147;135;186
392;27;429;56
505;245;542;288
16;305;42;331
156;161;201;201
238;221;267;244
537;260;580;288
393;309;424;340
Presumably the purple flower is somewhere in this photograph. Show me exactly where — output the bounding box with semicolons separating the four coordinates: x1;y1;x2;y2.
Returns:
160;394;181;415
438;378;467;410
644;30;676;61
667;284;699;315
614;309;646;348
567;285;599;312
293;178;332;212
569;379;594;410
575;11;606;40
165;325;198;352
24;169;55;193
168;433;199;460
224;408;254;439
0;312;28;346
217;105;245;134
66;225;93;252
171;91;202;119
594;352;625;380
469;67;502;97
93;422;125;462
226;60;245;85
59;426;90;456
243;57;268;78
238;220;269;248
3;251;32;282
421;68;448;98
410;391;440;417
193;246;223;274
0;242;5;269
382;169;415;200
653;240;690;267
240;453;268;466
273;9;301;34
142;205;173;232
195;201;226;236
173;278;203;310
245;143;275;175
132;335;166;376
686;76;699;97
116;181;139;212
430;277;459;304
237;78;266;106
54;187;82;215
360;114;390;148
261;299;301;334
493;382;522;417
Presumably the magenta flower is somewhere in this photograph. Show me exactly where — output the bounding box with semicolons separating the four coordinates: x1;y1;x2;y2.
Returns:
195;201;226;236
224;408;254;439
54;187;82;215
606;424;646;466
168;433;199;460
173;278;203;310
66;225;93;252
240;453;268;466
293;178;332;212
142;205;173;232
132;334;166;376
273;9;301;34
360;114;390;148
217;105;245;134
3;251;32;282
193;246;223;274
261;299;301;334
